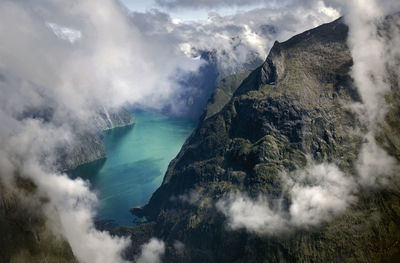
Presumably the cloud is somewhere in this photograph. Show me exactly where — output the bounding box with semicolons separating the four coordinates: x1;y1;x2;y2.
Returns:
136;238;165;263
47;22;82;43
216;191;287;235
156;0;341;22
288;164;356;226
155;0;301;9
335;0;400;187
131;1;339;79
173;240;185;254
356;133;399;187
176;189;201;205
121;1;340;118
35;168;130;263
217;163;356;234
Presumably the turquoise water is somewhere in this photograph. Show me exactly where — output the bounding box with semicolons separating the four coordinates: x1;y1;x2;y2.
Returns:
71;111;195;225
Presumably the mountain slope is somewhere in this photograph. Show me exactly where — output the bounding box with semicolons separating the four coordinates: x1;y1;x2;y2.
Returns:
129;17;400;263
203;70;251;120
0;178;77;263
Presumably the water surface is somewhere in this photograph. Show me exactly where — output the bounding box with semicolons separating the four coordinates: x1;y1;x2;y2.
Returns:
72;111;195;225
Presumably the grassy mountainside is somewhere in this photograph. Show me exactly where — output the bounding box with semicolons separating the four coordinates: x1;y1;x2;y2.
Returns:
0;178;77;263
203;70;251;120
129;17;400;262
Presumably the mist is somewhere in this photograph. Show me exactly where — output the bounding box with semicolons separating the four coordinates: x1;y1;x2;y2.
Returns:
217;163;357;234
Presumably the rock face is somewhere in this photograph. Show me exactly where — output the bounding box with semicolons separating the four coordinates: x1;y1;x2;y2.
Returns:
129;17;400;262
60;107;134;170
93;107;135;131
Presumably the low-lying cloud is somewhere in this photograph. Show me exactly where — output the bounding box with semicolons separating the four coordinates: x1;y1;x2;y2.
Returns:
136;238;166;263
217;163;356;234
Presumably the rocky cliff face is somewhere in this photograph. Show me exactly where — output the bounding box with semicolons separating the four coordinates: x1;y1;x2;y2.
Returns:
93;107;135;131
128;17;400;262
60;107;134;170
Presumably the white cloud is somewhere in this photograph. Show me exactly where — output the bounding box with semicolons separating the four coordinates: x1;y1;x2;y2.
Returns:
136;238;166;263
155;0;285;9
217;163;356;235
335;0;400;188
216;191;287;235
356;133;399;187
131;2;340;79
288;164;356;227
37;171;130;263
47;22;82;43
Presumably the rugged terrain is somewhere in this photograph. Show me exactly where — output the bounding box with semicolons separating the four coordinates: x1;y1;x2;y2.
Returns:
129;17;400;262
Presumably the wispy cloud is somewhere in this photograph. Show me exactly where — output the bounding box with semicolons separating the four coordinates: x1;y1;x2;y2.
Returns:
136;238;165;263
217;163;356;234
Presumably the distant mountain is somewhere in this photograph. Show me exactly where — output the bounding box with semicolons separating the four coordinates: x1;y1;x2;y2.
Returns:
163;49;262;121
59;107;134;171
128;16;400;262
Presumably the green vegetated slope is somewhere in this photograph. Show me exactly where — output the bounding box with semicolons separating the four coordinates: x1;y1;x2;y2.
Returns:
129;16;400;263
0;177;77;263
203;70;252;120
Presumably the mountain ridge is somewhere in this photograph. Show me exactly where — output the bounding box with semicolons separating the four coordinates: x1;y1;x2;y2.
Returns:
127;16;400;262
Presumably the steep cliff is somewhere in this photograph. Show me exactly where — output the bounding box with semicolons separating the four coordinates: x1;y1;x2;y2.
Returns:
129;17;400;262
60;107;134;170
93;107;135;131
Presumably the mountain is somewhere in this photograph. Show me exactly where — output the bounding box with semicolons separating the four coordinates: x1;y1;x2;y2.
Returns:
59;107;135;170
202;70;251;120
128;17;400;262
0;178;77;263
